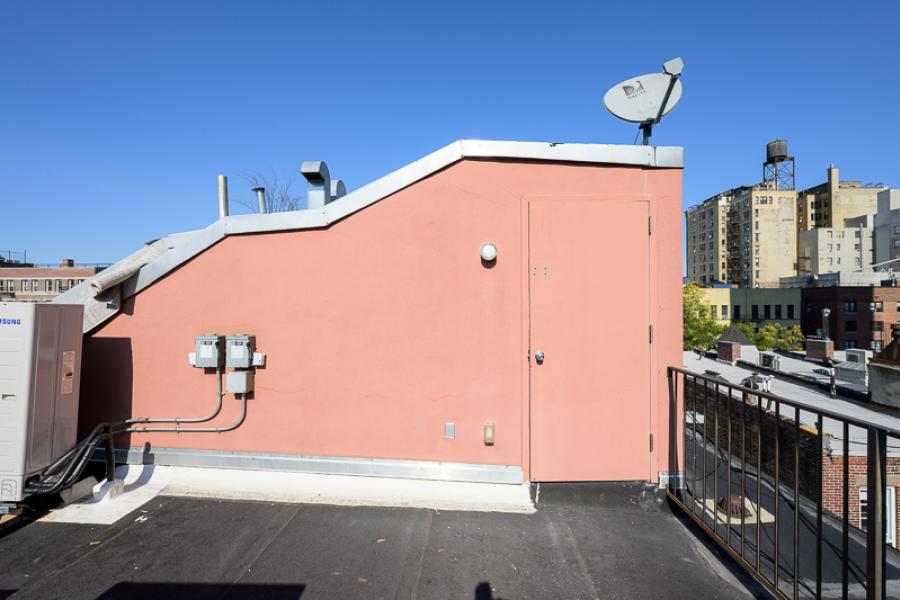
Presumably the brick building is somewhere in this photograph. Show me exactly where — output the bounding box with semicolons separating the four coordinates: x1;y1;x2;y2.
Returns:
0;258;107;303
800;285;900;352
822;454;900;548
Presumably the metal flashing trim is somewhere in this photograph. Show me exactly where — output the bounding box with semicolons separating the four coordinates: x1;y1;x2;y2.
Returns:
110;446;525;485
658;471;684;490
58;139;683;332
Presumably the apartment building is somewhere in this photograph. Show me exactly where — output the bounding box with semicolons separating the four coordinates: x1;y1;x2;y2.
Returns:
685;193;730;286
698;286;800;327
685;185;797;287
875;189;900;266
800;286;900;352
0;258;106;302
796;166;886;234
797;222;872;277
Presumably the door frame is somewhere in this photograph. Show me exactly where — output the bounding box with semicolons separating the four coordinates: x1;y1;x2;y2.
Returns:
523;194;654;482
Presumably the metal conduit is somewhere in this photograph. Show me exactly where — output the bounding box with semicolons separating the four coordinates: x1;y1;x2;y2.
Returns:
119;368;225;426
115;394;248;434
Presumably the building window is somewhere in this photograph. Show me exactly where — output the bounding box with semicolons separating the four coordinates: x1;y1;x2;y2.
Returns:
845;301;857;313
775;305;782;319
805;302;812;314
31;279;38;291
845;320;857;332
55;279;62;291
22;280;29;292
895;225;900;235
721;305;728;319
764;305;771;320
733;305;741;320
872;341;883;352
846;340;857;349
860;486;897;548
0;280;4;292
874;321;884;332
787;305;795;319
752;305;759;321
874;302;884;312
45;279;52;291
6;280;12;292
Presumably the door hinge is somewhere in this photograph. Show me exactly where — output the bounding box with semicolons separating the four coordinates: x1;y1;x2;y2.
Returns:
648;216;653;235
650;433;654;452
649;324;654;344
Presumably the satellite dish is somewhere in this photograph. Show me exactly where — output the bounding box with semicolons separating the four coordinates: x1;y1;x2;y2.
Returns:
603;57;684;145
604;73;682;123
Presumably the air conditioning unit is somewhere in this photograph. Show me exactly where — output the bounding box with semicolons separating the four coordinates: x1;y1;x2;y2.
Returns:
0;303;83;503
759;353;780;371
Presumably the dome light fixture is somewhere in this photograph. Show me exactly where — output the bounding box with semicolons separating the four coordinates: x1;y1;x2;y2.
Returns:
480;243;498;262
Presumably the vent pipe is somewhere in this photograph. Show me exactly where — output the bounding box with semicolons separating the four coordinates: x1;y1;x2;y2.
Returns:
217;175;230;219
301;161;331;209
252;186;267;214
330;180;346;201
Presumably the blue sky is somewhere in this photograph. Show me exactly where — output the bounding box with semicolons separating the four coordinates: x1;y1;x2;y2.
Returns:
2;1;898;264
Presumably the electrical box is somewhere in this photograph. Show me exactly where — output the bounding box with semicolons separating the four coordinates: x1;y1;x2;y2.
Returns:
194;334;224;368
226;370;254;394
0;303;84;503
225;334;255;369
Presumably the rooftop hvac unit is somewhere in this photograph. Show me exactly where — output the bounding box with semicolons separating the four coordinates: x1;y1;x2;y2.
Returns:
0;303;83;502
759;353;780;371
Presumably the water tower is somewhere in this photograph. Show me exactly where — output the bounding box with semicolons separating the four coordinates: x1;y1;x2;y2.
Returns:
762;139;795;190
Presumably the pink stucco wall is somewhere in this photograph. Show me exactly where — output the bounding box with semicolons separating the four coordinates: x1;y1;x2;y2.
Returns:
80;158;682;481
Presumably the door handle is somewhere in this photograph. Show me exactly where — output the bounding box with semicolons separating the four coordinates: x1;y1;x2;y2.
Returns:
534;351;544;364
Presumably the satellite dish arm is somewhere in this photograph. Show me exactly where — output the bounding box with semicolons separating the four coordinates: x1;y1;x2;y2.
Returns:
640;71;681;146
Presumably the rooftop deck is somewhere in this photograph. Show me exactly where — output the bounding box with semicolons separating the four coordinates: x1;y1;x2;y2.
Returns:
0;483;764;599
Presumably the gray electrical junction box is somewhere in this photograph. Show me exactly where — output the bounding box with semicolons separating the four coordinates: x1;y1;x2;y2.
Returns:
194;334;224;368
225;334;256;369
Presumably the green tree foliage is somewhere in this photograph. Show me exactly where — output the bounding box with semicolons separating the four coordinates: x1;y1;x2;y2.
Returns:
683;283;723;350
732;321;758;345
755;323;805;351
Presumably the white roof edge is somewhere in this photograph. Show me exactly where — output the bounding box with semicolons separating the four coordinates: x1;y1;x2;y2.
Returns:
60;139;683;332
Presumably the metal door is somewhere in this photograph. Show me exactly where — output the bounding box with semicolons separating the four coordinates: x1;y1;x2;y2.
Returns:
529;199;651;481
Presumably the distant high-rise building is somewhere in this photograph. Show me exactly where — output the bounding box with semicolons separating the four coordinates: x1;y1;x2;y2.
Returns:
687;142;891;287
686;186;798;287
796;165;886;233
874;189;900;267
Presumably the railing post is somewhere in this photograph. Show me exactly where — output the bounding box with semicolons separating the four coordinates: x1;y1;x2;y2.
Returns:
866;427;886;600
667;368;679;493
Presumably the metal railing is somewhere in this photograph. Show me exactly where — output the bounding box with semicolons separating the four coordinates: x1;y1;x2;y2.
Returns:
666;366;900;600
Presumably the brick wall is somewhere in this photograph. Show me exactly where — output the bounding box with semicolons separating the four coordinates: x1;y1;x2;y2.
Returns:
822;454;900;546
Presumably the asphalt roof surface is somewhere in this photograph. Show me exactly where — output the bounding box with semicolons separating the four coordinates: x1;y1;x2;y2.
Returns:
0;483;767;600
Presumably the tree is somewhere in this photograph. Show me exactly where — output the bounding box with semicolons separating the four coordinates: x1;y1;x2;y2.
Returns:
683;283;723;350
732;320;758;345
237;171;304;213
756;322;805;351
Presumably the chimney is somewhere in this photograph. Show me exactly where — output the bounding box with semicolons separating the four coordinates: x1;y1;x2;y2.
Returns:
217;174;230;219
828;165;839;194
61;258;74;268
